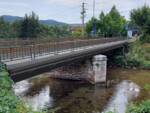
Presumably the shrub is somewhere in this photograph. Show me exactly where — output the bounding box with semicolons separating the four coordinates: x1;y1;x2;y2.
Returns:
126;58;142;68
113;55;127;67
140;34;150;43
144;84;150;90
142;61;150;69
0;63;45;113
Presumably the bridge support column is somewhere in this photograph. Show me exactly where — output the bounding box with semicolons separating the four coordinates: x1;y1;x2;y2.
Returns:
92;55;107;84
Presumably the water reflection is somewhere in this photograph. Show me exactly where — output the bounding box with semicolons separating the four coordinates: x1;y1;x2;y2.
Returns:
24;86;52;111
13;75;114;113
14;78;52;111
13;80;31;96
103;80;140;113
13;68;150;113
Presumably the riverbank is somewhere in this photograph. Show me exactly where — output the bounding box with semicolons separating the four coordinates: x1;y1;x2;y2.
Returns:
110;40;150;113
112;40;150;70
0;63;45;113
127;41;150;69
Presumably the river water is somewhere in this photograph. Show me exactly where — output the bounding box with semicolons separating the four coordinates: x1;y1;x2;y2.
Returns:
13;68;150;113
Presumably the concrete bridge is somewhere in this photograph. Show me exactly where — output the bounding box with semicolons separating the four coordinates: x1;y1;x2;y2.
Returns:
0;38;130;82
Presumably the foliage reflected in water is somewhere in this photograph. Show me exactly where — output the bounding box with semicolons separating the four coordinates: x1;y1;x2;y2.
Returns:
13;68;150;113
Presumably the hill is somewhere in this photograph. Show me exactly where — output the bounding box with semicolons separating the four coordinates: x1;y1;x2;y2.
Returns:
0;15;67;26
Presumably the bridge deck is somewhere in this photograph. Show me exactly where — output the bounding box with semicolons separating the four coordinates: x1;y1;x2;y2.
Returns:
5;39;129;82
0;38;121;62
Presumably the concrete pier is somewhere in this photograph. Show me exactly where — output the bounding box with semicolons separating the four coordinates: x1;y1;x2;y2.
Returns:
93;55;107;83
48;55;107;84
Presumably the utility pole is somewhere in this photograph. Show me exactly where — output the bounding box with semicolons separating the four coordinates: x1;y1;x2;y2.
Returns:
93;0;95;18
92;0;96;37
81;2;86;37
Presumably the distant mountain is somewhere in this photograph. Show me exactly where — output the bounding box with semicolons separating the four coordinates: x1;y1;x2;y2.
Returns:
0;15;67;26
1;15;22;23
40;19;66;26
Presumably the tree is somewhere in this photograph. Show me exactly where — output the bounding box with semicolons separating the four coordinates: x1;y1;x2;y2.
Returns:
20;12;40;39
86;6;127;37
85;17;99;36
106;6;126;36
130;5;150;42
10;20;22;38
38;25;70;38
131;5;150;33
0;12;71;39
97;12;105;36
0;17;12;38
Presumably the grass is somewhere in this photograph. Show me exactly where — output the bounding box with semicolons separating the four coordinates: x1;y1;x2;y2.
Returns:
126;100;150;113
144;84;150;91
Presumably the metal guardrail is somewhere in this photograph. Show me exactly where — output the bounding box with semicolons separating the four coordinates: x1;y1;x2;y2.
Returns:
0;38;124;62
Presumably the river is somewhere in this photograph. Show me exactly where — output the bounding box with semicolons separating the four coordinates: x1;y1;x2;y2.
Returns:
13;68;150;113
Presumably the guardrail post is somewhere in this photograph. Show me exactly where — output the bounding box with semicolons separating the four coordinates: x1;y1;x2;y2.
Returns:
0;55;2;63
30;46;32;60
10;48;13;61
31;45;35;60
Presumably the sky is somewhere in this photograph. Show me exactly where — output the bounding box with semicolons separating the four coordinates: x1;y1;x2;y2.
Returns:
0;0;150;24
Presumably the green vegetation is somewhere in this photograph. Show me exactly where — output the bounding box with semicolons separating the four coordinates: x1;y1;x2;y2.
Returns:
19;12;40;38
126;100;150;113
124;5;150;68
144;84;150;91
112;40;150;69
131;5;150;43
111;5;150;69
0;12;70;39
126;40;150;69
0;63;45;113
86;6;127;37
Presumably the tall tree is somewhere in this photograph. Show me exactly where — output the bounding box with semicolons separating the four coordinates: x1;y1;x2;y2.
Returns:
131;5;150;42
106;6;126;36
86;6;127;37
10;20;22;38
85;17;99;36
20;12;40;39
0;17;11;38
131;5;150;34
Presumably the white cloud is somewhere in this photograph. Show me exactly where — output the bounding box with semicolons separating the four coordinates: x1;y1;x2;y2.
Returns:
0;1;29;7
46;0;82;5
0;0;150;23
0;8;14;13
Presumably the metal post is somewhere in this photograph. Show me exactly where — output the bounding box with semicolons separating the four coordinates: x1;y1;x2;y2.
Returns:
10;48;13;61
0;55;2;63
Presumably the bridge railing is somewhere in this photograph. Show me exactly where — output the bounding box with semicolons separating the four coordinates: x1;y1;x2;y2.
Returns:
0;38;124;62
